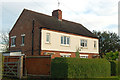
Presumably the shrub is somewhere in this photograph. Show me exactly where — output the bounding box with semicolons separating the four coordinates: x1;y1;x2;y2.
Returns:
51;57;111;78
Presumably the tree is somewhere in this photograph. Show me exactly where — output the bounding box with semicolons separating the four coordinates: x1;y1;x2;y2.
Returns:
103;51;119;61
0;32;9;52
93;31;120;57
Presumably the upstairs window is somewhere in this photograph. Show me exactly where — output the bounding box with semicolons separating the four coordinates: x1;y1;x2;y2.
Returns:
21;34;25;46
46;33;50;43
61;36;70;45
80;39;87;47
94;41;96;48
11;36;16;47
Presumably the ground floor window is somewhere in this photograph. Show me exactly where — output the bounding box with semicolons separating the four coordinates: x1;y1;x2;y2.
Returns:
60;53;71;57
80;54;88;58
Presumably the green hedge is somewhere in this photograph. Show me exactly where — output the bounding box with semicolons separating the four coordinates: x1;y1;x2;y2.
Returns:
118;61;120;76
110;61;118;76
51;57;111;78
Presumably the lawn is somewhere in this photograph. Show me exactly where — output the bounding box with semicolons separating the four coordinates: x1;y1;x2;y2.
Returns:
2;76;120;80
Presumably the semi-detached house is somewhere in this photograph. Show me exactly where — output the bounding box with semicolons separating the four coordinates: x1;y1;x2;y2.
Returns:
9;9;99;59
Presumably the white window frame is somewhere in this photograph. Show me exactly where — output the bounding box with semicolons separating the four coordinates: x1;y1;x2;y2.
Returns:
94;41;96;48
80;39;87;47
21;34;25;46
11;36;16;47
46;33;50;43
61;36;70;45
60;53;71;57
80;54;88;58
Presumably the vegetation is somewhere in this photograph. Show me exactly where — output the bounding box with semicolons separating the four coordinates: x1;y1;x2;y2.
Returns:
93;31;120;57
51;57;111;78
75;49;80;58
103;51;119;61
0;32;9;52
110;61;118;76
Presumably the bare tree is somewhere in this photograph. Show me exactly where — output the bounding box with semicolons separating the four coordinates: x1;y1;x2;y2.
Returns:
0;32;9;52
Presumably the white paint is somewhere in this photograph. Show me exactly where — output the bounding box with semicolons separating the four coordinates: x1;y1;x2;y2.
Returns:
3;51;24;56
60;53;71;56
41;29;99;54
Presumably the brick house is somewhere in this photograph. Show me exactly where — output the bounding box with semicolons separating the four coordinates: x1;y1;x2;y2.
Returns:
9;9;99;59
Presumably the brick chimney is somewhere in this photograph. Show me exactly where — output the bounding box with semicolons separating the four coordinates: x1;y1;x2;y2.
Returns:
52;9;62;21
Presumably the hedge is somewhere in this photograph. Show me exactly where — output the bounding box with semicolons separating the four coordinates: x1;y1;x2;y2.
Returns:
51;57;111;78
110;61;118;76
118;61;120;76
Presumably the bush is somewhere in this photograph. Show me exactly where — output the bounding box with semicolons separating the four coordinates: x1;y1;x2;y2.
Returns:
51;57;111;78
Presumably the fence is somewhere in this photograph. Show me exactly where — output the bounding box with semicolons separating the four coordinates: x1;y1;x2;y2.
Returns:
3;55;51;78
3;56;23;78
25;56;51;76
0;53;2;80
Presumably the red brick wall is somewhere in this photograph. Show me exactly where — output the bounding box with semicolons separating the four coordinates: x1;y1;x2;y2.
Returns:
9;10;42;56
41;50;99;59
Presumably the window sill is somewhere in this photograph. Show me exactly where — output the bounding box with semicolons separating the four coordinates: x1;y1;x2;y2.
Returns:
94;48;97;49
81;47;88;49
11;45;15;47
45;42;51;44
60;44;70;47
21;44;24;46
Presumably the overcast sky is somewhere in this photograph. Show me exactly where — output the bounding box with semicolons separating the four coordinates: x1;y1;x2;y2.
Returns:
0;0;119;35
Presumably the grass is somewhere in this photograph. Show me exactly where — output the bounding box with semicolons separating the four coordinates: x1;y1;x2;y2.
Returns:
2;76;120;80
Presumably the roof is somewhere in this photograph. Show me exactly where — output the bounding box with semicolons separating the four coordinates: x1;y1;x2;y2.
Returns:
23;9;98;39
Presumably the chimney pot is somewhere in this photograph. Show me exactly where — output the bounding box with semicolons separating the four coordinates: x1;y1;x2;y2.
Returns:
52;9;62;21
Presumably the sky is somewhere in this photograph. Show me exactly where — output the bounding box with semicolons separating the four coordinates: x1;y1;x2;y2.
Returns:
0;0;119;36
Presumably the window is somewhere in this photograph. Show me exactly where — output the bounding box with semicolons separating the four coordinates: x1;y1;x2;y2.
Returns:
80;54;88;58
94;41;96;48
60;53;71;57
61;36;70;45
11;36;16;47
21;34;25;46
46;33;50;43
80;39;87;47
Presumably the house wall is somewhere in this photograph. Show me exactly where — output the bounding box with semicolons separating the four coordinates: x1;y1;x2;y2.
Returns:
41;29;99;54
9;10;41;56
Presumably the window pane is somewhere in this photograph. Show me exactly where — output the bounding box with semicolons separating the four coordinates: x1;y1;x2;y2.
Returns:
81;40;83;47
61;36;63;44
64;36;66;44
81;40;87;47
11;38;15;46
22;36;25;44
94;41;96;48
85;40;87;47
67;37;70;45
46;33;50;42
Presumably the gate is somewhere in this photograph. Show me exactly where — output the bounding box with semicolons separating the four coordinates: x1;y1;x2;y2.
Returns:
3;56;23;78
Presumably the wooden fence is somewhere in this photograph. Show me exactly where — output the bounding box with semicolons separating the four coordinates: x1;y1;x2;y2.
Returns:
3;56;23;78
3;55;51;78
0;53;2;80
25;56;51;76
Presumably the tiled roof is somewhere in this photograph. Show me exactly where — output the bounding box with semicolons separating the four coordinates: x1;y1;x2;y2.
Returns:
24;9;98;38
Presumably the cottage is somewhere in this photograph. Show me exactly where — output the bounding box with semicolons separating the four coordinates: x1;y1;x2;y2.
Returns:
9;9;99;59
